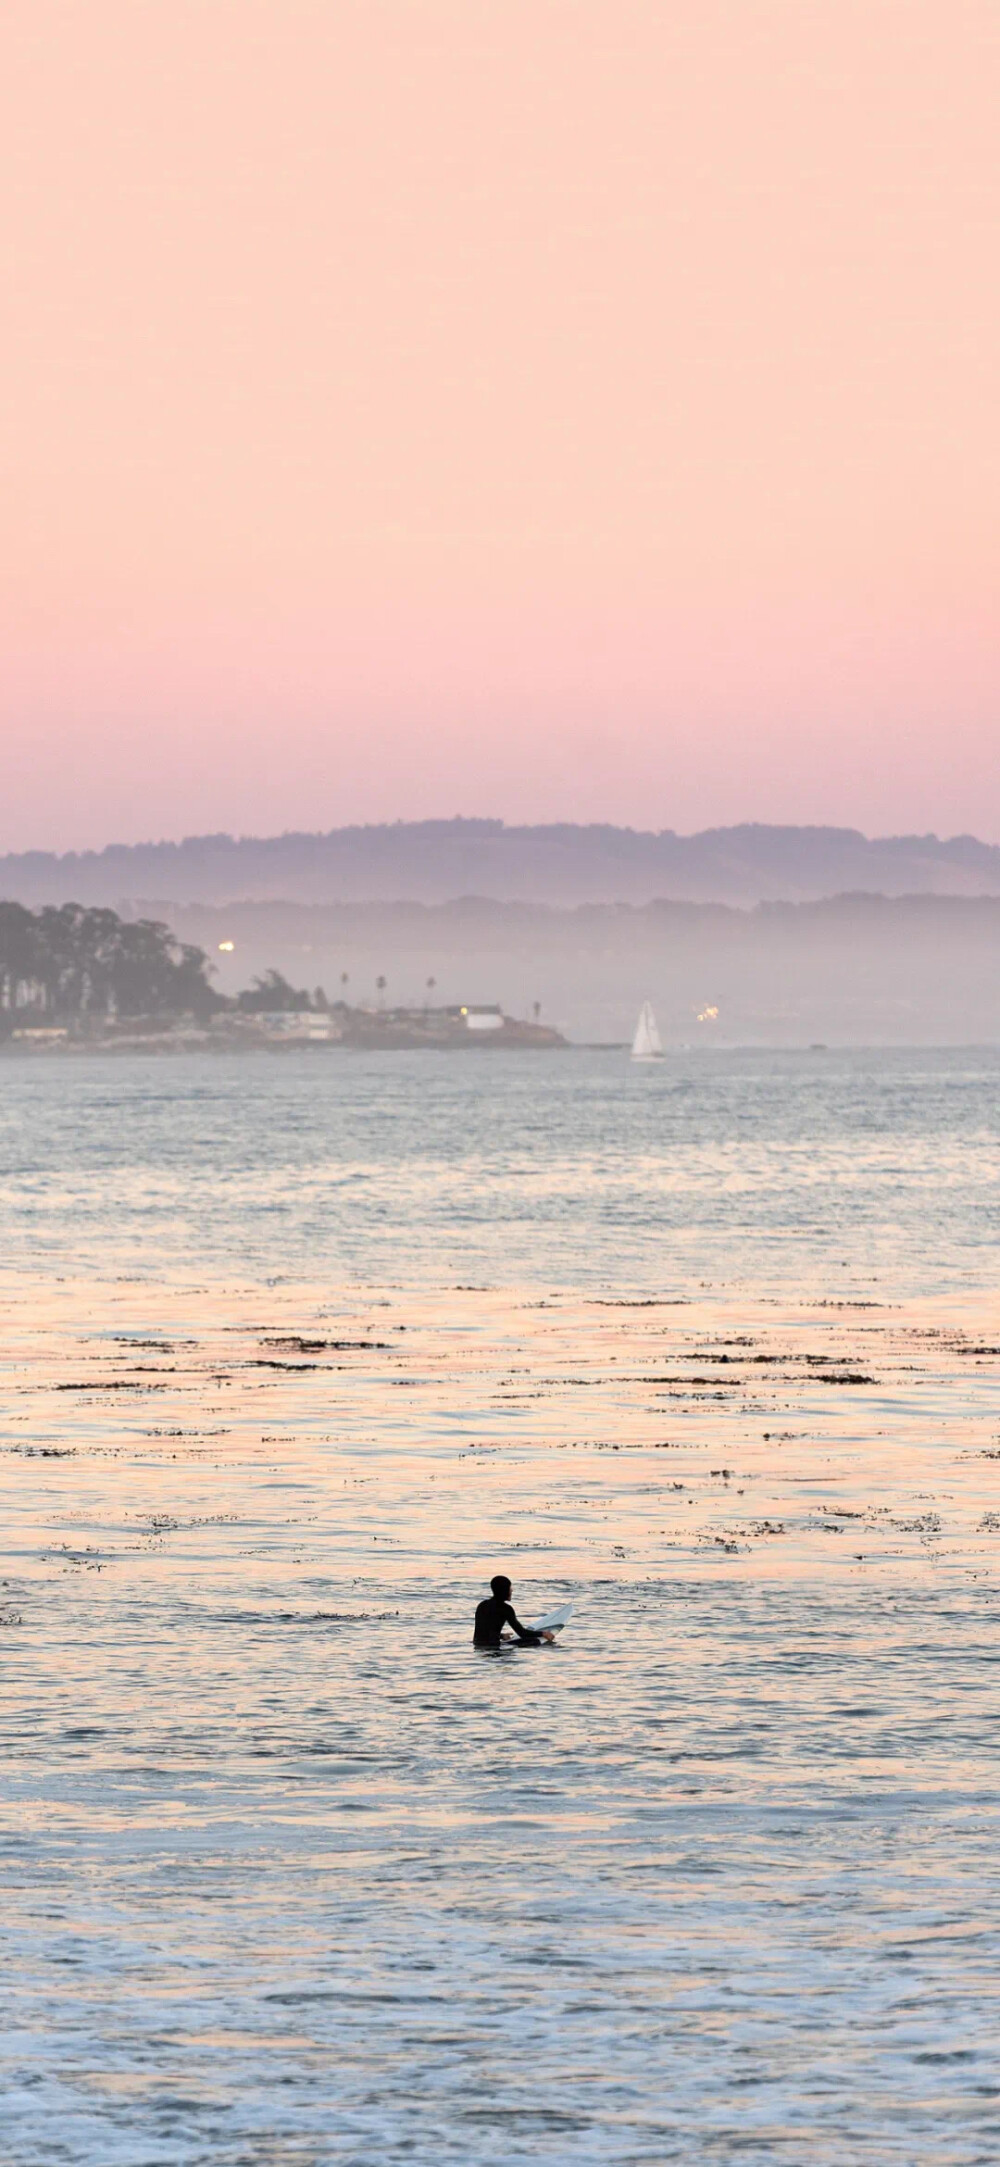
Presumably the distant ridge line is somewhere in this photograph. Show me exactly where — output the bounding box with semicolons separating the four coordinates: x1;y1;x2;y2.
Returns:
3;819;1000;908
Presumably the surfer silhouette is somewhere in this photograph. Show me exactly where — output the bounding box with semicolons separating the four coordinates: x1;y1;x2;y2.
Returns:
473;1574;554;1649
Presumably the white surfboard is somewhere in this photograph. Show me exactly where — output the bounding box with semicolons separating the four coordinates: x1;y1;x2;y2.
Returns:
529;1602;575;1634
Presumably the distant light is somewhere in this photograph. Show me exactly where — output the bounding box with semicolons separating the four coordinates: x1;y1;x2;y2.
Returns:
460;1006;468;1014
696;1005;719;1024
218;941;235;953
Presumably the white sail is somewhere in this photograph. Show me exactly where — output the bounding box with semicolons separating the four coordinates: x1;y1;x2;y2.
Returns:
631;1000;663;1061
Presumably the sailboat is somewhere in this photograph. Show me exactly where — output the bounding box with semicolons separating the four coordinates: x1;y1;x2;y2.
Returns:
631;1000;664;1062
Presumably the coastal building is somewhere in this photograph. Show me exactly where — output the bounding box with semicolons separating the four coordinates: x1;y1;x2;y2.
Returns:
453;1005;504;1033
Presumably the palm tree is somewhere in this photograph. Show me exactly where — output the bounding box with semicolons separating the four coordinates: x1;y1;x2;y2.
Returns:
375;974;387;1009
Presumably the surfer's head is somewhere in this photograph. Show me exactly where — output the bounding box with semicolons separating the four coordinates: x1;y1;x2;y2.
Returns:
490;1574;512;1601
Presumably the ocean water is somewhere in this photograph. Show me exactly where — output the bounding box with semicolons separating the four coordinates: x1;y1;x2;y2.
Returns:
2;1048;1000;2164
1;1043;998;1294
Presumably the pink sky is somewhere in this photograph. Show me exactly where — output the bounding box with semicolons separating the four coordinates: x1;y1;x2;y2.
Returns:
2;0;998;852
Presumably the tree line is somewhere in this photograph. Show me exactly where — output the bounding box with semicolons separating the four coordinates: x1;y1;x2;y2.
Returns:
0;903;220;1023
1;901;411;1029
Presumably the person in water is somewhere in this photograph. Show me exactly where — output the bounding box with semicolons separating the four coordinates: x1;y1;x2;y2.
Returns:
473;1574;554;1648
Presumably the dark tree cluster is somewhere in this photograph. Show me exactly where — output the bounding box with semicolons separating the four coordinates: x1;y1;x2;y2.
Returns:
236;968;322;1013
0;902;219;1026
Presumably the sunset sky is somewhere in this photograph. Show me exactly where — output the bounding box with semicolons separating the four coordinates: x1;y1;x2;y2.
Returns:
2;0;997;852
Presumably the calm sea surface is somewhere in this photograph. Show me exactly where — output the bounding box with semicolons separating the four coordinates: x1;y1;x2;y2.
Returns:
2;1049;1000;2163
1;1044;998;1294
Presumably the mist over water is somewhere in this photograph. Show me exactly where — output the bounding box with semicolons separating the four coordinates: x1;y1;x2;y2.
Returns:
3;1048;1000;2163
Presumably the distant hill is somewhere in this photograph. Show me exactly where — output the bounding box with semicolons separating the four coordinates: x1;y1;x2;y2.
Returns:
3;819;1000;908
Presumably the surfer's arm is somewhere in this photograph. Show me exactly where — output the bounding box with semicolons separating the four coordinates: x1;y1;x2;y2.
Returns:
505;1605;548;1645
